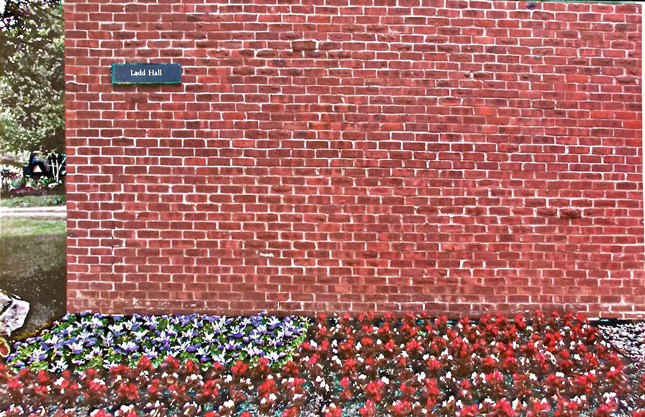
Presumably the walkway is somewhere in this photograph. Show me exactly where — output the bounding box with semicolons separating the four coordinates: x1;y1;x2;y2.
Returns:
0;205;66;219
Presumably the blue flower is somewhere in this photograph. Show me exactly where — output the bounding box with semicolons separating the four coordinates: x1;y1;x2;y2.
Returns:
8;311;310;373
143;347;159;359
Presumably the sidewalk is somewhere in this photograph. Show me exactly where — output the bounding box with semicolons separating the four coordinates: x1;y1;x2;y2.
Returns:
0;205;66;219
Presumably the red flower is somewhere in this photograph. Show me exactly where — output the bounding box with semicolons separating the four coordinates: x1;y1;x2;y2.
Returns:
136;355;154;372
162;355;180;371
184;359;198;374
360;399;377;417
8;377;23;391
201;379;219;399
325;405;342;417
527;399;551;417
427;358;442;371
493;398;516;417
390;400;412;417
116;382;139;402
384;339;395;353
343;357;356;373
459;404;480;417
231;360;249;378
361;336;373;347
424;378;441;397
365;380;385;402
282;407;299;417
593;400;617;417
258;376;277;398
405;339;421;354
84;378;108;405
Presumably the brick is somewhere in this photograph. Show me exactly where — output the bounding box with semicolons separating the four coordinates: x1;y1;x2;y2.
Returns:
65;0;644;318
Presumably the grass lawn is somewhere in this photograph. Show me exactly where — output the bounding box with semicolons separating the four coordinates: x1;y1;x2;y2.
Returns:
0;217;66;337
0;193;66;208
0;218;66;237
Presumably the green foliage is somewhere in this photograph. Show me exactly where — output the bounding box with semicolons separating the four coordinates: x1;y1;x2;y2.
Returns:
0;193;66;207
0;0;64;154
2;175;61;193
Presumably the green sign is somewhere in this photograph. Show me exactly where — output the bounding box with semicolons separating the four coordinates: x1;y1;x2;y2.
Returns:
111;63;181;85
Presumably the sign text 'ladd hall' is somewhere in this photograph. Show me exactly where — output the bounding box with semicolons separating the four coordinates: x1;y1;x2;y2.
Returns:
111;63;181;85
65;0;644;318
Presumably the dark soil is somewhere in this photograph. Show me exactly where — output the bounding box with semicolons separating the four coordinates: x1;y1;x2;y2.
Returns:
0;233;66;338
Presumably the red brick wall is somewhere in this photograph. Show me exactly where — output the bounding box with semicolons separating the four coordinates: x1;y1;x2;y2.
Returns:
65;0;645;318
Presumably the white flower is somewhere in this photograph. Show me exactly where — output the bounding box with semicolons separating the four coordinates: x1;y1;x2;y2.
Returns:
48;357;66;373
108;323;124;333
30;347;46;361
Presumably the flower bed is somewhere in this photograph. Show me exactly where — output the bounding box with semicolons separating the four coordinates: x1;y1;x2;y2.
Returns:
599;321;645;370
7;313;310;372
1;311;644;416
598;321;645;414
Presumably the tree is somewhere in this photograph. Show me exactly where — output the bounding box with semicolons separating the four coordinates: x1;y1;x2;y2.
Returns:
0;0;64;154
